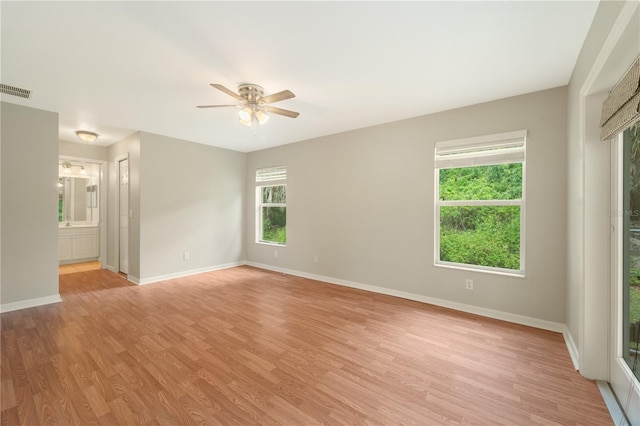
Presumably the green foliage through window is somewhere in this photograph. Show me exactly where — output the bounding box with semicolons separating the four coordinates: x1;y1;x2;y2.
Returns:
440;205;520;270
440;164;522;201
260;185;286;244
438;163;523;271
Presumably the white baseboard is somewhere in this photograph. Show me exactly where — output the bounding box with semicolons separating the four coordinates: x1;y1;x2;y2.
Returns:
245;261;567;334
563;327;580;370
134;262;245;286
0;294;62;313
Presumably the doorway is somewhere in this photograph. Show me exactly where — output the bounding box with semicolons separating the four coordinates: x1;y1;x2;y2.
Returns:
57;156;106;275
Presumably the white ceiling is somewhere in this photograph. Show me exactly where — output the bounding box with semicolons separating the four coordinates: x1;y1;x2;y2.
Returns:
1;1;599;153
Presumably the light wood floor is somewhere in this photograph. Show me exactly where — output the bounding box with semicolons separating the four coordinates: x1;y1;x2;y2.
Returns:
59;261;102;275
1;266;612;425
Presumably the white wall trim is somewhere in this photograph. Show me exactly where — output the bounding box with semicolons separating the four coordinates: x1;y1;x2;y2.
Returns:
113;153;129;276
0;294;62;313
59;155;108;271
134;262;245;286
580;0;640;96
245;261;566;334
563;327;580;371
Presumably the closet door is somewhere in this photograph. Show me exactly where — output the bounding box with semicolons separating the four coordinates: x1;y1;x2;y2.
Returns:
119;158;129;274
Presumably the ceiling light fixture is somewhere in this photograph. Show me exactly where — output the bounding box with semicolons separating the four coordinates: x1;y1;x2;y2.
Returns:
238;104;269;127
255;110;269;125
75;130;99;143
238;106;253;126
59;161;90;175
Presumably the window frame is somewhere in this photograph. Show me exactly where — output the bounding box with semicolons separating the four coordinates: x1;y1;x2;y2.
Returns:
614;123;640;380
434;130;527;276
255;166;287;246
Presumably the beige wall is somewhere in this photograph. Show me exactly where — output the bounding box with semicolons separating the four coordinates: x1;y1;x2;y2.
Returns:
137;132;246;282
59;139;107;161
247;87;568;324
1;102;60;308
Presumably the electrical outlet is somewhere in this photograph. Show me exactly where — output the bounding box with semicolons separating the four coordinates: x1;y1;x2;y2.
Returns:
465;279;473;290
183;251;190;260
313;255;318;263
274;251;278;258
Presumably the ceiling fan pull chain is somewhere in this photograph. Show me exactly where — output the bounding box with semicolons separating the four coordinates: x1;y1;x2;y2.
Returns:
252;114;258;136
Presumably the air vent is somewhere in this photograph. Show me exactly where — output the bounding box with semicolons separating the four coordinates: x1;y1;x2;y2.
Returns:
0;83;31;99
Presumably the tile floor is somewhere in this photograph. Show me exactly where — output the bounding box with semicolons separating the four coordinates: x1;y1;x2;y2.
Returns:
58;260;101;275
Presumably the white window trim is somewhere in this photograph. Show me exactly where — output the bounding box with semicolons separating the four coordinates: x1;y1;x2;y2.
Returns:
611;129;640;385
255;166;287;246
434;130;527;276
611;133;625;362
255;184;287;246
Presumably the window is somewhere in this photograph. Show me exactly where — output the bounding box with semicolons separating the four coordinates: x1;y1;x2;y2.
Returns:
435;130;526;275
620;123;640;380
256;166;286;245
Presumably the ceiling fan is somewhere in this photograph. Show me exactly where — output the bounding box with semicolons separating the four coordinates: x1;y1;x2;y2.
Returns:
197;83;300;127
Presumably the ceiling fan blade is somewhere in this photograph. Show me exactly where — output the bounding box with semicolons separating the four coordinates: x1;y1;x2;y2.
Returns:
261;90;295;104
196;104;237;108
266;106;300;118
210;84;244;101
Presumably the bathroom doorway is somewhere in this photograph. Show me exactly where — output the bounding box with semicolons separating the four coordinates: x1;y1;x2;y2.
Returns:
58;156;107;274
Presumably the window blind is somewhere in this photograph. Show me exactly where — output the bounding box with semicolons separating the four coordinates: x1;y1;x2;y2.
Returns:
256;165;286;183
435;130;526;169
600;56;640;141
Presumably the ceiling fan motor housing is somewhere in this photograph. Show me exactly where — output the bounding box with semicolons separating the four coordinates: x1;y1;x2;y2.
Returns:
238;84;264;104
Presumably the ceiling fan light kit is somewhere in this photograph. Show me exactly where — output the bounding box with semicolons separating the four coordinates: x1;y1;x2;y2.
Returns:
197;83;299;128
254;110;269;125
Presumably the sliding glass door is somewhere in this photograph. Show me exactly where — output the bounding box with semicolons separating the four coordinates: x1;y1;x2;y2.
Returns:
622;123;640;380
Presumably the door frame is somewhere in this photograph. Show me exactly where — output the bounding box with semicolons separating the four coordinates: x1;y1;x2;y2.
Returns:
113;154;129;275
59;155;107;268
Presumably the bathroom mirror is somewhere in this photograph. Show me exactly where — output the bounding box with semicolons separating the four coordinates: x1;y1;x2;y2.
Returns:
58;177;98;222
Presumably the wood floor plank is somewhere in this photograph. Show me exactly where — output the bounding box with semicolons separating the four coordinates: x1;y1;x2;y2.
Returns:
0;380;16;411
12;385;38;425
107;396;138;425
0;266;613;425
83;384;111;418
0;407;19;426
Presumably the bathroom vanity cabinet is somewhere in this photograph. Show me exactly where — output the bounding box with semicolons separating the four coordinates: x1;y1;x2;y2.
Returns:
59;226;99;263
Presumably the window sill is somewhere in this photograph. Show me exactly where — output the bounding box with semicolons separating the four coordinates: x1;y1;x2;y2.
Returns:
435;261;525;278
256;241;286;248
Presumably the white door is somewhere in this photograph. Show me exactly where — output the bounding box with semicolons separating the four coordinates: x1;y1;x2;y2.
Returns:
119;159;129;274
